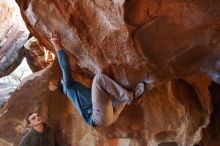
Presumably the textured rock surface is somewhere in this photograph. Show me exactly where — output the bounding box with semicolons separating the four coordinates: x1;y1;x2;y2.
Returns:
0;0;29;77
1;0;220;145
16;0;220;85
125;0;220;84
197;82;220;146
24;37;55;72
0;83;17;108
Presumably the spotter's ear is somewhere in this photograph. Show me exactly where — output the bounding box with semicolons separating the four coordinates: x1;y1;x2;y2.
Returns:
26;122;32;128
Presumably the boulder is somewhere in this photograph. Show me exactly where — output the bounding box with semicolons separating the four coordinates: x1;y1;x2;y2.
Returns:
1;0;220;145
0;0;29;77
0;83;17;108
16;0;220;85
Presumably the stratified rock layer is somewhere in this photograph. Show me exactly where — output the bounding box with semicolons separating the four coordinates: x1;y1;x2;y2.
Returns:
0;0;29;77
17;0;220;85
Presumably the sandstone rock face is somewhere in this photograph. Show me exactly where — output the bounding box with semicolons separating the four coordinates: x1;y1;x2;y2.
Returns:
125;0;220;84
1;0;220;145
17;0;220;85
0;0;29;77
24;37;55;72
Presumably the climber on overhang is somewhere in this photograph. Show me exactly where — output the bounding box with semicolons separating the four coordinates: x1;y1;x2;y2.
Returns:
50;32;147;127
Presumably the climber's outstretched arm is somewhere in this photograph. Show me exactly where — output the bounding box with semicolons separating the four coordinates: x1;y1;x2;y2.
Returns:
50;32;72;86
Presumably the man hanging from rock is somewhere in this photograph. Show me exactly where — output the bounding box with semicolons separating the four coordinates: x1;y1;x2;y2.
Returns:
50;32;146;127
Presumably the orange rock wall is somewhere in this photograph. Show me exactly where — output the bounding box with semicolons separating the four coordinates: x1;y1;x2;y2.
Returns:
1;0;220;145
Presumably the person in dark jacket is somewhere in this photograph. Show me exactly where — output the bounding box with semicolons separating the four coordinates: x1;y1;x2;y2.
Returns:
19;112;58;146
50;32;146;127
